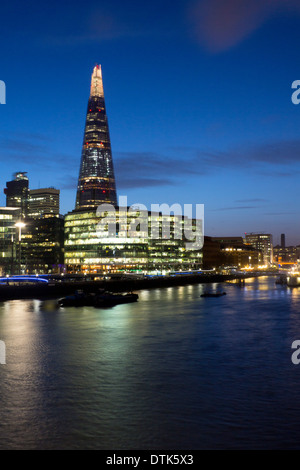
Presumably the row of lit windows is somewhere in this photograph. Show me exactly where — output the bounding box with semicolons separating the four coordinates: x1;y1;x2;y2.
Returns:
64;252;202;262
65;238;149;246
64;220;190;230
66;215;191;224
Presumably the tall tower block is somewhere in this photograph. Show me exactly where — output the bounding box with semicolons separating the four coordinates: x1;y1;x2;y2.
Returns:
76;65;117;209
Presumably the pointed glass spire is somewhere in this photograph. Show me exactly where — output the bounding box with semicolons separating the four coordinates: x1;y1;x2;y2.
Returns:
75;65;117;210
90;64;104;97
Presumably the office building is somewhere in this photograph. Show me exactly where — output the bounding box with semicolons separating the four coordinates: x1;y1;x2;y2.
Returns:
64;207;202;273
273;244;300;266
0;207;21;275
4;172;29;218
28;188;60;218
245;233;273;265
21;215;64;274
203;236;263;270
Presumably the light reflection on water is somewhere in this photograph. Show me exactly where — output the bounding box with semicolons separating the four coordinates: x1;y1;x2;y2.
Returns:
0;276;300;449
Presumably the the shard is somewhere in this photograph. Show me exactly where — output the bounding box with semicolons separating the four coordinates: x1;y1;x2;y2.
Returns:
75;65;117;209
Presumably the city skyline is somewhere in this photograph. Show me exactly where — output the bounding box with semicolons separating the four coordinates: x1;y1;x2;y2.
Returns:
1;0;300;245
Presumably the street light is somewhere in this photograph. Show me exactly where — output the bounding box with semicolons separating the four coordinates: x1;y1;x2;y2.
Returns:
11;233;14;274
15;221;25;274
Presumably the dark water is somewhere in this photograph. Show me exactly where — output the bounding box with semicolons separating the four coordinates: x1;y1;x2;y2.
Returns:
1;276;300;449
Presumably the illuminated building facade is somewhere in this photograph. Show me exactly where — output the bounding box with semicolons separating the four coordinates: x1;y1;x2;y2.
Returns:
4;172;29;219
0;207;21;275
245;233;273;265
273;244;300;266
21;215;64;274
3;176;63;273
28;188;60;218
76;65;117;210
203;236;262;270
64;208;202;274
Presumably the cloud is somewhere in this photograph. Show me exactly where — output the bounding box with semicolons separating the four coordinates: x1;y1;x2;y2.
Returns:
0;140;46;158
235;198;268;203
0;135;75;175
118;177;174;190
113;138;300;189
211;205;259;211
264;211;296;215
59;176;78;190
197;139;300;172
0;137;49;166
189;0;300;52
45;28;149;47
245;140;300;165
44;3;174;48
3;134;299;193
114;151;207;189
257;170;300;178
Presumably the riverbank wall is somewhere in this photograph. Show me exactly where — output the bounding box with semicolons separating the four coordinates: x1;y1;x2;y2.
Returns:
0;272;270;301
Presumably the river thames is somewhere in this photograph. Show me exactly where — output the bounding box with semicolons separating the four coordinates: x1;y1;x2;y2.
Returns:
0;276;300;450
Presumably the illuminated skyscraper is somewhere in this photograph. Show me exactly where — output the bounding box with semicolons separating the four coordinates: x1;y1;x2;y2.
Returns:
4;172;29;218
75;65;117;209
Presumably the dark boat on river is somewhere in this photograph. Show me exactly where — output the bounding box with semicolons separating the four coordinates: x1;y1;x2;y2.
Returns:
58;290;96;307
58;290;139;308
94;291;139;308
201;292;226;298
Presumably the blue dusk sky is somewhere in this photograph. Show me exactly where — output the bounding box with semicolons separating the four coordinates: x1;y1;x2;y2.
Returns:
1;0;300;245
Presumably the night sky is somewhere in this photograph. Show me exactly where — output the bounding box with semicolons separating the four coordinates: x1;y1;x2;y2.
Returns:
1;0;300;244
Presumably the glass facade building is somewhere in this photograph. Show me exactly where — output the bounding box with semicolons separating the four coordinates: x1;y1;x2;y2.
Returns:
76;65;117;210
203;236;263;269
245;233;273;265
4;172;29;219
64;208;202;274
28;188;60;218
21;216;65;274
0;207;21;275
